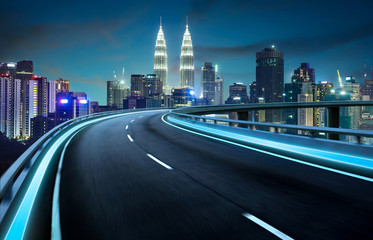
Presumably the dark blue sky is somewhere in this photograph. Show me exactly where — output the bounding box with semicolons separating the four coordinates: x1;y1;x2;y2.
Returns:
1;0;373;103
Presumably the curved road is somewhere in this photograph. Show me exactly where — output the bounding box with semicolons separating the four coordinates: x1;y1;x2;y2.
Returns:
59;110;373;239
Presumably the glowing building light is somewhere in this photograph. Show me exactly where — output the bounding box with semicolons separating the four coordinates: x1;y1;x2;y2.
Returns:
154;16;168;89
60;99;68;104
79;99;88;104
180;17;194;88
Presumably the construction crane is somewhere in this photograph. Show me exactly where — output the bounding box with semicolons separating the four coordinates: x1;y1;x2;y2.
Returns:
337;69;345;93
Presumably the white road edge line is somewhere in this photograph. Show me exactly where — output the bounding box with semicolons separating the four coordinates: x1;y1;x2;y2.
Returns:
126;125;129;130
131;119;135;123
242;213;294;240
127;135;134;142
147;154;173;170
161;114;373;183
51;128;85;240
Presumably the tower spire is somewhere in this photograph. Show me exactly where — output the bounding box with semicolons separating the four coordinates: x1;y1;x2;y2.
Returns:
160;16;162;27
186;16;188;28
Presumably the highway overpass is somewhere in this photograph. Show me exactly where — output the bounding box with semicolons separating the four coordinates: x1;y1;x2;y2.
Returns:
1;103;373;239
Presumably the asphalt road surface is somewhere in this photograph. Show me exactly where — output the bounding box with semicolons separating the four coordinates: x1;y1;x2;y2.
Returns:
59;110;373;240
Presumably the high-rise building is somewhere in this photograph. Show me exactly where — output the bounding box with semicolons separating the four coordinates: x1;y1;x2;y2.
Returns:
15;60;33;81
316;81;333;101
154;17;168;91
30;114;56;139
56;92;89;124
225;83;249;104
0;62;16;75
214;76;224;105
180;18;194;88
89;101;99;114
131;74;145;97
24;80;39;137
292;63;315;83
48;81;57;113
171;88;195;107
107;80;129;109
249;81;257;103
256;46;284;122
33;76;48;117
201;62;215;105
345;76;360;100
143;74;162;98
15;60;34;138
285;79;301;103
297;93;314;127
56;78;69;93
256;46;284;103
0;74;21;138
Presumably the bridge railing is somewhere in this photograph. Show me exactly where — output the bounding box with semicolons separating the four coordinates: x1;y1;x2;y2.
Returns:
169;101;373;144
169;112;373;143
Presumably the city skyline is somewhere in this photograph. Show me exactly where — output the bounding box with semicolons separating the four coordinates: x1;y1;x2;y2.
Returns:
1;0;373;104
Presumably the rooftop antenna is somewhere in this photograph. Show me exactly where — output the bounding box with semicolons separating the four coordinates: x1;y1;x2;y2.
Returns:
364;61;367;81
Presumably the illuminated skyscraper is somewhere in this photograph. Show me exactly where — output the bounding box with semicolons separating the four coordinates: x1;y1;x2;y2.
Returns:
256;46;284;122
225;83;249;104
256;46;284;103
107;80;129;109
201;62;215;104
180;17;194;88
154;17;168;90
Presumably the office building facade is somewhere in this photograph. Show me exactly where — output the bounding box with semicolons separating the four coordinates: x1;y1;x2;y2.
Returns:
256;46;284;103
201;62;215;105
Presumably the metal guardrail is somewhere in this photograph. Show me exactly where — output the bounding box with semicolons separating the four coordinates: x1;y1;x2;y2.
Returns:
169;101;373;144
172;100;373;114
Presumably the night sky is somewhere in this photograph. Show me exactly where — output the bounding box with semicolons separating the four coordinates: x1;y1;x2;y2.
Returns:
1;0;373;104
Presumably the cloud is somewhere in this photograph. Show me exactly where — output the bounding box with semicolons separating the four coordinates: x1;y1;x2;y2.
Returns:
194;21;373;60
0;2;147;60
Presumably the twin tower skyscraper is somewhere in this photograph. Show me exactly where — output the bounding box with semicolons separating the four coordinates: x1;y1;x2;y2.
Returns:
154;17;194;90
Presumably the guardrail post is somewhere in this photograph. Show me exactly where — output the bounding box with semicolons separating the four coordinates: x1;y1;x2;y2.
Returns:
237;111;249;128
328;107;339;140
